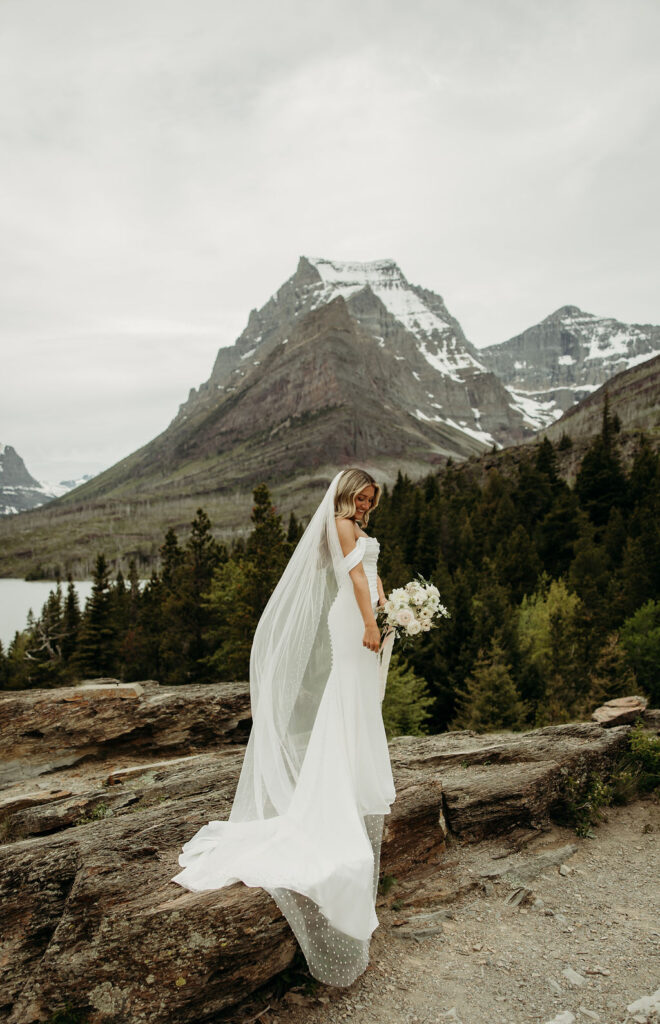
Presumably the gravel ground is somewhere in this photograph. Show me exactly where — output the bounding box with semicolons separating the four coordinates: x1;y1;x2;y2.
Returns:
232;798;659;1024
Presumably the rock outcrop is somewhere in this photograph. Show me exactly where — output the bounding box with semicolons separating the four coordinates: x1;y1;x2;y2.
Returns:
591;694;648;728
1;680;651;1024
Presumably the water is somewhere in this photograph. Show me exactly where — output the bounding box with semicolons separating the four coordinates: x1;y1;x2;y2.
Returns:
0;579;95;649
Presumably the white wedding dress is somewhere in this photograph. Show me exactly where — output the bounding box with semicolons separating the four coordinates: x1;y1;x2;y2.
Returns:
171;523;396;986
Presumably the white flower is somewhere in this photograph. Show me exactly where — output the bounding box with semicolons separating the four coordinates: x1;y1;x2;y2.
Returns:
395;608;414;627
406;619;422;636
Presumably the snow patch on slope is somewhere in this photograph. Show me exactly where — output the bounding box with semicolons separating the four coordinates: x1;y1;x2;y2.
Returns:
508;390;561;431
307;257;485;378
415;409;497;447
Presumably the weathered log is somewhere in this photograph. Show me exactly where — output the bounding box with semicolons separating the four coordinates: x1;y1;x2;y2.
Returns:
1;708;634;1024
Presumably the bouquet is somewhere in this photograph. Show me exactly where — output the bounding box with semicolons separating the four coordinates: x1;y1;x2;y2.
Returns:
379;575;450;642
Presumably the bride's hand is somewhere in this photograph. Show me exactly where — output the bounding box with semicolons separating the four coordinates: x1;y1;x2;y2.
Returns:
363;623;381;653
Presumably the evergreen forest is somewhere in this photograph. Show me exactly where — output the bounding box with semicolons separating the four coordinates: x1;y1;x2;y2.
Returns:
2;409;659;737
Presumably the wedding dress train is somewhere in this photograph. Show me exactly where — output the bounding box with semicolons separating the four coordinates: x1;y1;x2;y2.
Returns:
172;515;395;985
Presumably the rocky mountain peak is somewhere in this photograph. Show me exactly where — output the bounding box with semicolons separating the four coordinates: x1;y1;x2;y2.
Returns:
191;256;490;410
0;444;96;516
481;304;660;421
545;304;593;321
0;443;49;515
174;257;536;458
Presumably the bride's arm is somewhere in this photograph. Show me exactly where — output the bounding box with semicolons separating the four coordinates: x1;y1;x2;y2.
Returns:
377;575;386;607
336;518;381;653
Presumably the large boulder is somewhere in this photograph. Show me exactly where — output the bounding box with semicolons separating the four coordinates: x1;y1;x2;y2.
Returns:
591;694;647;727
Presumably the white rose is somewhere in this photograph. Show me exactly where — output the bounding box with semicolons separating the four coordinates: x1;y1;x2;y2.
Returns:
406;619;422;636
396;608;414;627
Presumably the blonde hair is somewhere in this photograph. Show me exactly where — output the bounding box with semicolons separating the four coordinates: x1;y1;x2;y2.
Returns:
334;468;381;526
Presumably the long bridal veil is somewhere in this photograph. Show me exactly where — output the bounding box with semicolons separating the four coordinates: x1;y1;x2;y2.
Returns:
230;471;345;824
173;470;395;985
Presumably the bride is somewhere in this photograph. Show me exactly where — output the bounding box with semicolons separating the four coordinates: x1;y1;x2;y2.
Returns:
171;468;396;986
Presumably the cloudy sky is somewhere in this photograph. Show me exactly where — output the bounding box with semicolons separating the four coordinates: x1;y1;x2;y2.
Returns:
2;0;659;483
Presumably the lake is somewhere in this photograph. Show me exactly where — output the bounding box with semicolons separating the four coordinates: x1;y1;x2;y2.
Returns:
0;579;95;649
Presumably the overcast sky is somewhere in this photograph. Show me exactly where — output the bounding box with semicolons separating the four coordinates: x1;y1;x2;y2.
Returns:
2;0;659;483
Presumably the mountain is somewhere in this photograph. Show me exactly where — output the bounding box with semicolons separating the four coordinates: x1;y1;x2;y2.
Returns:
52;257;542;508
0;257;539;577
2;259;655;577
0;445;95;516
481;305;660;423
0;444;54;515
179;257;536;452
540;352;660;445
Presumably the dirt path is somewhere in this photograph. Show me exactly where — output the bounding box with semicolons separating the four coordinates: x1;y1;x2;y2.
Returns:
235;799;659;1024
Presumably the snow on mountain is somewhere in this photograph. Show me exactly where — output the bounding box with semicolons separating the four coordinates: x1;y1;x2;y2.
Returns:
481;304;660;422
185;256;531;455
305;257;486;382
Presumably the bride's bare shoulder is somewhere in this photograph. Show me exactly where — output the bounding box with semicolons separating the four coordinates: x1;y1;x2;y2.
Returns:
335;516;357;540
335;516;361;556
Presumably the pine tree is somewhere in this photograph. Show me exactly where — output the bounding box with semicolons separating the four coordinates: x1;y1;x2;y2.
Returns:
568;514;611;613
157;510;224;685
286;511;304;545
204;485;290;681
603;507;627;567
514;461;553;532
123;570;162;682
203;559;257;680
245;484;290;615
535;437;560;487
74;554;116;678
24;584;68;687
62;576;81;662
452;636;527;733
111;568;132;639
620;600;660;705
575;394;627;527
628;436;659;507
160;528;184;587
187;509;224;591
585;631;637;709
517;576;586;723
5;631;32;689
494;523;542;602
381;654;434;738
537;489;580;578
